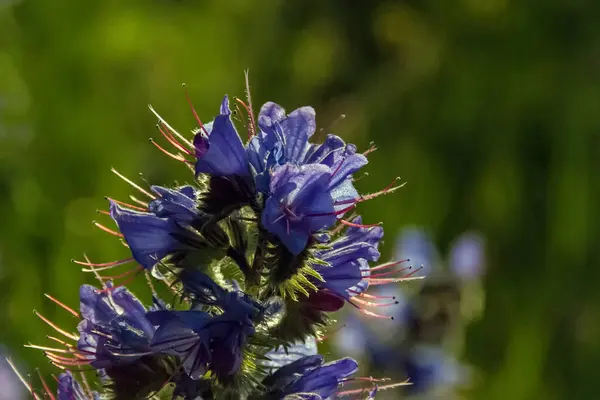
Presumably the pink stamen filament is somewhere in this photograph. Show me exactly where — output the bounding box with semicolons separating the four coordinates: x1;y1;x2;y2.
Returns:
107;197;147;212
100;265;144;281
363;142;378;156
235;97;256;139
366;276;424;285
97;209;110;216
351;297;398;308
149;138;191;163
368;266;412;279
158;123;193;155
339;219;381;229
353;292;396;300
370;259;410;272
5;359;43;400
182;84;210;137
356;308;394;320
244;69;257;137
73;257;134;272
95;267;144;293
33;311;78;341
307;203;356;218
44;294;79;318
93;221;124;238
111;168;156;200
129;195;149;208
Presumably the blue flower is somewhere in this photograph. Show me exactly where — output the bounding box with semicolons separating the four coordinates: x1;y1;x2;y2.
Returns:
109;185;206;271
259;355;358;400
262;164;336;254
147;273;262;379
194;95;251;177
403;345;465;395
77;283;155;369
57;371;98;400
248;102;367;207
312;218;383;300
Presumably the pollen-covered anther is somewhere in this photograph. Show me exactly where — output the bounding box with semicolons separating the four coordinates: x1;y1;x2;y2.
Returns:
363;141;378;156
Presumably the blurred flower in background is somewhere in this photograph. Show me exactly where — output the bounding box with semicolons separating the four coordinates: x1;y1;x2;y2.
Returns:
0;348;24;400
334;226;486;398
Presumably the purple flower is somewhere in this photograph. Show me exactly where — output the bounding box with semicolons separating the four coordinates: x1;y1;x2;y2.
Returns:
77;283;155;369
262;164;337;254
313;218;383;300
194;95;251;177
147;273;262;379
109;185;201;270
57;371;98;400
259;355;358;399
248;102;367;209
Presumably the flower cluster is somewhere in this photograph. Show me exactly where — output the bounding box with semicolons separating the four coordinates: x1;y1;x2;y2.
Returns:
11;83;414;399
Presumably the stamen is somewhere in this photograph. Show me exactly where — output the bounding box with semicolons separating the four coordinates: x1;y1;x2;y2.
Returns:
5;358;42;399
307;203;356;218
83;254;107;286
370;259;410;272
353;291;396;300
351;297;398;308
335;384;382;397
244;69;257;137
367;276;424;285
339;219;382;229
73;257;134;272
92;221;124;238
96;209;110;216
157;123;193;155
25;344;71;354
46;336;72;347
44;294;79;318
33;311;78;341
148;105;194;147
357;308;394;320
106;197;147;212
358;177;405;202
181;83;210;137
111;168;156;200
149;138;190;163
369;266;412;279
363;142;378;156
129;195;149;208
235;97;256;139
99;265;143;281
95;268;143;293
78;371;94;399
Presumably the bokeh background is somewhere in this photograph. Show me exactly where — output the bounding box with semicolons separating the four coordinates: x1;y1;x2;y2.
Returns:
1;1;598;399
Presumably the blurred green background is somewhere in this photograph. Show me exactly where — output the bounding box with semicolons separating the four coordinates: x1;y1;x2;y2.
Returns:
0;1;598;399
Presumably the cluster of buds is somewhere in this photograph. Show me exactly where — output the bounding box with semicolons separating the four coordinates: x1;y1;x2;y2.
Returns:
9;78;418;399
